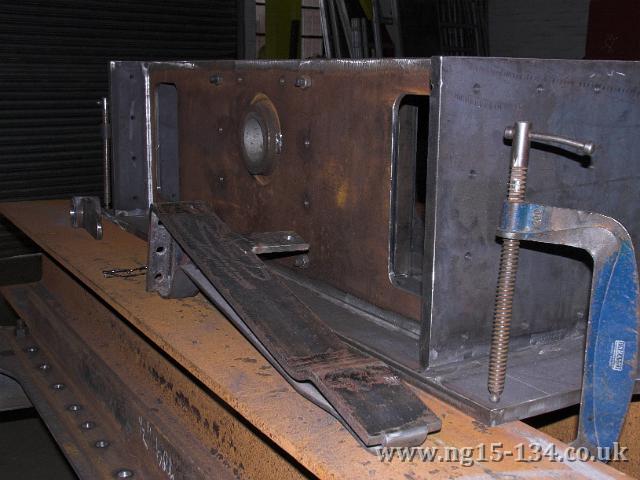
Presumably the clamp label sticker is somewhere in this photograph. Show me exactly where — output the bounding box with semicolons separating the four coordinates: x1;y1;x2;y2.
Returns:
609;340;626;372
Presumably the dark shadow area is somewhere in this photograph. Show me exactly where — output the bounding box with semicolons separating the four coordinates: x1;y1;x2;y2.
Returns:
0;408;76;480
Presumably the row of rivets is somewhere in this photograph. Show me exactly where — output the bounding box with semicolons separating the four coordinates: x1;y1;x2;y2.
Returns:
28;344;134;478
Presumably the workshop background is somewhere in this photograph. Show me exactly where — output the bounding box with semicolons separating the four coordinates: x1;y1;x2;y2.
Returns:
0;0;638;478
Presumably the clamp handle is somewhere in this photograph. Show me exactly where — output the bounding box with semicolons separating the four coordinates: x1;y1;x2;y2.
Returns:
504;124;595;156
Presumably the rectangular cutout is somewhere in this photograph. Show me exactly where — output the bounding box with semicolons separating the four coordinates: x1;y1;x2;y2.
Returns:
390;95;429;296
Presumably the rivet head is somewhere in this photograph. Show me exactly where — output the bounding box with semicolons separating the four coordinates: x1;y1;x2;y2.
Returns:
95;440;110;448
209;74;223;85
116;469;134;478
81;421;95;430
279;76;286;86
38;362;51;371
67;404;83;412
51;383;65;391
25;346;39;354
294;76;311;89
304;138;310;149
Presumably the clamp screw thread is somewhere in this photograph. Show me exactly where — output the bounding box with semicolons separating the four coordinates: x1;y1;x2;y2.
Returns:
488;164;527;403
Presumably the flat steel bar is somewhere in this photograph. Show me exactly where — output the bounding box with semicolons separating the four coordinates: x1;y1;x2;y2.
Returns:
151;201;439;447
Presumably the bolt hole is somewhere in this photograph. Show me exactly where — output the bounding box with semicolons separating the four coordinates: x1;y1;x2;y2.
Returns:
154;272;163;280
156;246;165;254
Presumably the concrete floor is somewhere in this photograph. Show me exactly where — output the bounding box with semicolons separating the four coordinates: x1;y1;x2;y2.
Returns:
0;295;76;479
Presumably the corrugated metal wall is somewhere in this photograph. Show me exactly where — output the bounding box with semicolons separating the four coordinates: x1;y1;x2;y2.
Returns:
488;0;589;59
0;0;239;257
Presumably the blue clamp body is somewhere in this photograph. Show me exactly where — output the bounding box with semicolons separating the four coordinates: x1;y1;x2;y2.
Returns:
499;201;639;452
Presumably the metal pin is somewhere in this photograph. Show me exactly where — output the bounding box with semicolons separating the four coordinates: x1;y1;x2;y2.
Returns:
67;404;83;412
115;470;134;478
25;346;38;354
101;97;111;209
95;440;110;448
102;266;148;278
51;383;65;391
38;362;51;371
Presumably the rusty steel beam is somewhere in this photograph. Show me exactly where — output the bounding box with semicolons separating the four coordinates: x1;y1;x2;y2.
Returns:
2;257;307;479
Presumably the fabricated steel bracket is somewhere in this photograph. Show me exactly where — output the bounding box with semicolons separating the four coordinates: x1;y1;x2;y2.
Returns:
70;196;103;240
147;201;441;448
498;201;639;452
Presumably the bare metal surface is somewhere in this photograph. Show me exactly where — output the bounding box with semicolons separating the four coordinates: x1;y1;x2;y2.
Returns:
421;57;640;375
0;199;631;479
